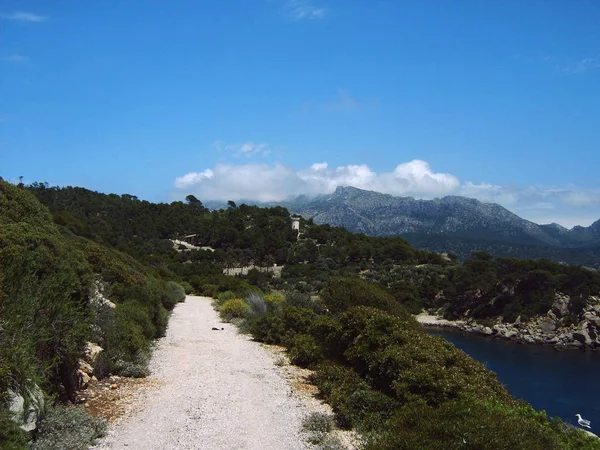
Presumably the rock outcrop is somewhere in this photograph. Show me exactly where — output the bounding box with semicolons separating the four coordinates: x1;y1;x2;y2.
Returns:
8;384;45;432
420;294;600;350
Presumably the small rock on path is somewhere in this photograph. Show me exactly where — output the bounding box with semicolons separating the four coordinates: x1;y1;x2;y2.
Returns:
92;296;310;450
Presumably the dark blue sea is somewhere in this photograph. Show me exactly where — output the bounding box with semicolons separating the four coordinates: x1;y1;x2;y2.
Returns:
428;328;600;430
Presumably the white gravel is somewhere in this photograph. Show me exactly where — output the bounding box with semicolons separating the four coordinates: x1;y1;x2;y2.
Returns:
93;296;311;450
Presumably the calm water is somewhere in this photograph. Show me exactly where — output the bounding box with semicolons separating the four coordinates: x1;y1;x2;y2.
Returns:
428;328;600;429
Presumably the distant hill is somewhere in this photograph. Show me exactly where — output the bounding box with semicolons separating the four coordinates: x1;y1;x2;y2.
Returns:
276;186;600;266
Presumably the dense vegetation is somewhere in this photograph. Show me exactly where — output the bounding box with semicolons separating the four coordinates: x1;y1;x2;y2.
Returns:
442;252;600;322
0;181;185;448
215;280;600;449
3;181;600;448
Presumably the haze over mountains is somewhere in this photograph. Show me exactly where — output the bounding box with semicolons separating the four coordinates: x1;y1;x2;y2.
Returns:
207;186;600;267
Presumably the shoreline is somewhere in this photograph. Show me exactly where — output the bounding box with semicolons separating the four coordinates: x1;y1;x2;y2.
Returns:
414;312;600;351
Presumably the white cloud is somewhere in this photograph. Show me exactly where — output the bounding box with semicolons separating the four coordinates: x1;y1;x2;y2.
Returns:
383;160;460;197
175;163;300;202
174;169;214;189
286;0;326;20
1;11;47;22
214;140;271;158
2;54;29;63
173;160;600;228
174;159;460;201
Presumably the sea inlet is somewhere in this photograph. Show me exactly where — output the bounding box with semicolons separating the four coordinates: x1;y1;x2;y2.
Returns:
429;328;600;430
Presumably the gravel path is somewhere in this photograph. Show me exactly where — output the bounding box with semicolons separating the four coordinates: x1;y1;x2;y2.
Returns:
93;296;310;450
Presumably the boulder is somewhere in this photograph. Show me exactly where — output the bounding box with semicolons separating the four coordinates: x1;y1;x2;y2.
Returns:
572;330;591;346
8;384;45;432
85;342;104;364
539;320;557;334
481;326;493;336
522;335;536;344
77;370;92;389
552;294;570;318
89;280;116;309
77;359;95;389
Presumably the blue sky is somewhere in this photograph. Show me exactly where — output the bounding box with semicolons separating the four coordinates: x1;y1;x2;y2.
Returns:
1;0;599;227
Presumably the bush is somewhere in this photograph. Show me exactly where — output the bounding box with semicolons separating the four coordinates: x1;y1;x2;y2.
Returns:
219;298;250;322
321;278;415;322
264;292;286;312
302;412;334;445
32;404;106;450
310;362;383;429
302;412;333;434
246;292;268;317
288;334;323;367
0;406;29;450
285;291;313;308
0;182;93;400
200;284;220;298
180;281;194;295
214;290;236;307
166;281;186;303
113;350;150;378
363;399;570;450
250;313;287;344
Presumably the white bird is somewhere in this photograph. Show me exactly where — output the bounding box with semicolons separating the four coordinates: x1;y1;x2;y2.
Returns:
576;414;592;429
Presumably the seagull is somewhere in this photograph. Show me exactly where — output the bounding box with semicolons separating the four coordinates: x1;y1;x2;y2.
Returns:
576;414;592;429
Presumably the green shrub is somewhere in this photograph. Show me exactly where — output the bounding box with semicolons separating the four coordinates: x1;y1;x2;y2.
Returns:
317;435;345;450
249;313;287;344
201;284;220;298
309;362;371;428
264;292;286;312
338;307;510;405
362;399;571;450
114;350;150;378
32;404;106;450
0;406;29;450
180;281;194;295
311;362;399;430
219;298;250;321
165;281;186;305
0;182;92;400
302;412;334;445
288;334;323;367
321;277;415;323
215;290;236;307
285;291;313;308
246;292;268;317
302;412;334;434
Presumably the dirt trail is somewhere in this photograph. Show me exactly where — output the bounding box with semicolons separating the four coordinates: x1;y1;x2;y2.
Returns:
93;296;310;450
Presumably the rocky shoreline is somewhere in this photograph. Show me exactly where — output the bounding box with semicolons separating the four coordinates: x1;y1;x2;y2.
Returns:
416;294;600;351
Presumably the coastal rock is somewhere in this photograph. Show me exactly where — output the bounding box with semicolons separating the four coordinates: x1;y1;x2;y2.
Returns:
418;293;600;350
552;295;570;318
522;335;536;344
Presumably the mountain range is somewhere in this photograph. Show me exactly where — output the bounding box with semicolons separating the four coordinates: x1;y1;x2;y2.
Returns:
280;186;600;266
231;186;599;267
203;186;600;266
